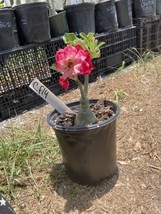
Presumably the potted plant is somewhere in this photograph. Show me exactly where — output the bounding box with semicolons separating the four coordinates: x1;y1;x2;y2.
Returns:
48;0;69;38
47;32;120;185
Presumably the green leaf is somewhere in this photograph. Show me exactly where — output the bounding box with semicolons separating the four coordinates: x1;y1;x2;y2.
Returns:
50;65;57;71
63;33;77;44
79;32;90;42
62;32;106;59
97;42;106;48
73;38;88;50
90;51;101;59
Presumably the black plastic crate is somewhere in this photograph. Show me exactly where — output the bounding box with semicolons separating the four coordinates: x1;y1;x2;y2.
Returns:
133;16;161;53
94;52;123;73
0;76;65;121
96;26;136;45
0;64;64;121
0;37;65;121
44;36;65;65
93;48;137;77
93;27;137;75
99;35;136;58
0;48;50;91
0;37;65;88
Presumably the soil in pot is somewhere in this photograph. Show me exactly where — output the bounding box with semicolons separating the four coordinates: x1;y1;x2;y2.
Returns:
47;99;120;185
55;99;116;127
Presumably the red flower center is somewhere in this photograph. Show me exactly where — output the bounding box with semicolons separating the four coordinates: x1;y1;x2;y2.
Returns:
67;60;74;69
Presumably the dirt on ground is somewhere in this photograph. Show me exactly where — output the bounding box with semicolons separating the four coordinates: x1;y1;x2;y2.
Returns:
1;55;161;214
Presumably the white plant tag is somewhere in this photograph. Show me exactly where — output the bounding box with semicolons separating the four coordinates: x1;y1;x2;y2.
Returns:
29;78;73;114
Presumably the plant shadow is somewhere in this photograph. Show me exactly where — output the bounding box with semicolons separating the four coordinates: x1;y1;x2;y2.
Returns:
50;163;119;213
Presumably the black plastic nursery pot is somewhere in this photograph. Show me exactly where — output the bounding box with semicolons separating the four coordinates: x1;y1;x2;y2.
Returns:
49;11;69;38
95;0;118;33
64;3;95;34
13;2;51;45
132;0;156;18
47;99;120;185
115;0;133;28
0;8;19;51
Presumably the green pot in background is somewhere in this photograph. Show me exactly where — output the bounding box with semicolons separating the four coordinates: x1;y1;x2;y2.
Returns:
49;11;69;38
156;0;161;15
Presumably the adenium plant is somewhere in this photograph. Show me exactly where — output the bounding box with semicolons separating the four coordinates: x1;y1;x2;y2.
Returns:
52;33;105;126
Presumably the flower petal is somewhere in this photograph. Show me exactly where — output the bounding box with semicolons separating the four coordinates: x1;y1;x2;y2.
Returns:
59;76;69;91
55;45;94;78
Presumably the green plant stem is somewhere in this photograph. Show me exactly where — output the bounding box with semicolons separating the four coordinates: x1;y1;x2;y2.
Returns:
76;79;86;100
75;78;97;126
84;75;89;96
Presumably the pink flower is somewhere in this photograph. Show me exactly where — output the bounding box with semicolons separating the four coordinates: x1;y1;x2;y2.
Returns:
55;45;94;81
59;76;69;91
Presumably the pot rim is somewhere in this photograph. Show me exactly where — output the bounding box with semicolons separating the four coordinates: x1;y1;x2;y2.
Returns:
13;2;47;9
49;10;66;18
47;99;120;132
0;7;13;11
64;2;95;9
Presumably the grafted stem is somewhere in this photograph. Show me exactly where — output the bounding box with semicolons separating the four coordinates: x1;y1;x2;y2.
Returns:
75;78;97;126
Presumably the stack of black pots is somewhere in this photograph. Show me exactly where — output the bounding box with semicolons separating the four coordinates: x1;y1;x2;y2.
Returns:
1;0;157;52
0;2;51;52
0;0;134;52
63;0;133;35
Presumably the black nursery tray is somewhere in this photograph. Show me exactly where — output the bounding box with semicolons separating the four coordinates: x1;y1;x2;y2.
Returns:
133;16;161;53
